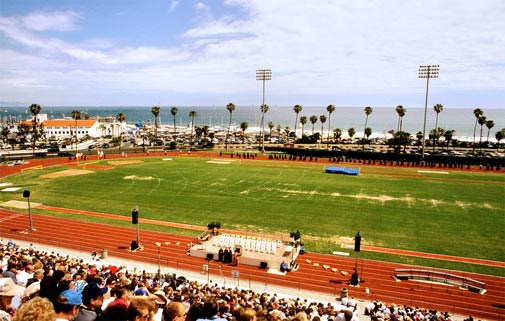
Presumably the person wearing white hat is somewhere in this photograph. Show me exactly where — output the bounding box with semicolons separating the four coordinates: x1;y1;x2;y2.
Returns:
0;278;25;321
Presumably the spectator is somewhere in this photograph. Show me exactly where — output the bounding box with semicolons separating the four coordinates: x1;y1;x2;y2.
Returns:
162;301;187;321
54;289;82;321
197;297;227;321
12;296;56;321
0;278;24;321
75;282;107;321
127;296;157;321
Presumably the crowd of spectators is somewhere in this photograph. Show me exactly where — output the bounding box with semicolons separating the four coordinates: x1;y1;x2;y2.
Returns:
0;240;464;321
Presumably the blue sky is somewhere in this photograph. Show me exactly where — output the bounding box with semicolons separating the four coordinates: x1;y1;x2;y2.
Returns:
0;0;504;108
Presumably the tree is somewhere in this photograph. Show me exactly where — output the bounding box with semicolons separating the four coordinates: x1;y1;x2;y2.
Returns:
395;105;406;132
444;130;455;149
432;103;443;151
71;110;82;152
29;104;42;154
485;119;495;144
293;105;303;138
267;121;274;140
495;128;505;151
348;128;355;140
364;127;372;145
170;107;178;141
151;106;161;143
299;116;307;137
478;115;487;151
189;111;197;148
309;115;318;135
472;108;484;152
240;121;248;142
259;104;269;152
416;131;423;148
225;103;236;150
333;128;342;142
319;115;326;144
326;104;335;147
116;112;126;154
362;106;373;147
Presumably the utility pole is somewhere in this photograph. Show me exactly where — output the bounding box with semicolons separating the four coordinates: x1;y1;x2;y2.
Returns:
418;65;439;162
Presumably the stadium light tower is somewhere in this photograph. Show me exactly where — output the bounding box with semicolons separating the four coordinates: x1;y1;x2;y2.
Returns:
418;65;439;162
256;69;271;153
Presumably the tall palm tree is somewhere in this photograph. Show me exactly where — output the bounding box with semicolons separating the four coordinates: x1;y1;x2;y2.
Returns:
395;105;406;132
495;129;505;152
267;121;274;140
299;116;307;136
29;103;41;154
326;104;335;147
444;130;455;149
363;106;373;147
240;121;248;142
485;119;495;144
151;106;161;143
293;105;303;138
333;128;342;142
478;115;487;151
259;104;269;152
319;115;327;144
309;115;318;135
71;110;82;152
116;112;126;154
432;103;443;151
472;108;484;152
225;103;236;151
170;107;178;141
189;111;197;148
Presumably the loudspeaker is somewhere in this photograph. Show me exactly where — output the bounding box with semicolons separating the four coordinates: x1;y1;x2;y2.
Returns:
350;272;359;286
354;232;361;252
206;253;214;261
132;210;138;224
260;262;268;269
23;190;30;198
130;240;138;251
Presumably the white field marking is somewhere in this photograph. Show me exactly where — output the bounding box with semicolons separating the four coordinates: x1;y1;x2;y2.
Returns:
148;175;162;194
124;175;155;180
0;183;13;187
417;170;449;174
1;187;20;192
162;158;173;161
207;160;232;164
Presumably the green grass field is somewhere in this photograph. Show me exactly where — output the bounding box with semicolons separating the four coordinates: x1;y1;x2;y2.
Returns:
1;156;504;275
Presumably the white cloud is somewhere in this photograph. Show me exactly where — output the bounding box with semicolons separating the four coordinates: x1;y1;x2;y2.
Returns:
21;10;81;31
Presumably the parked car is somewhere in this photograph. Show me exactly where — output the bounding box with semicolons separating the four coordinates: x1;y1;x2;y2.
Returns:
58;151;74;157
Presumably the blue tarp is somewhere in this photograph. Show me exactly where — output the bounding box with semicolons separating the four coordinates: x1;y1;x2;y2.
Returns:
325;166;359;176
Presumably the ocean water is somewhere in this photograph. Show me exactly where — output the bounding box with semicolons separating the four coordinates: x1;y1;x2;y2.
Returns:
1;106;503;140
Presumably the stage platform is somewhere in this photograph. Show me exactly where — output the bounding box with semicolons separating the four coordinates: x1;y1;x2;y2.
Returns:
189;232;300;271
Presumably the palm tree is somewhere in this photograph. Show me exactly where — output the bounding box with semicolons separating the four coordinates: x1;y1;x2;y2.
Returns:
444;130;455;149
267;121;274;141
495;129;505;151
71;110;82;152
485;119;495;144
151;106;161;143
348;128;356;140
395;105;406;132
225;103;236;151
319;115;327;144
170;107;178;141
472;108;483;152
432;103;443;151
478;115;487;151
29;103;41;154
309;115;318;135
293;105;303;138
259;104;269;152
326;104;335;147
189;111;197;149
116;112;126;154
364;127;372;146
299;116;307;137
240;121;248;142
333;128;342;142
363;106;373;147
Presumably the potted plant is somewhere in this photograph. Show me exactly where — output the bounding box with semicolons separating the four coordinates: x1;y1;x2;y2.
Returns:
207;221;221;235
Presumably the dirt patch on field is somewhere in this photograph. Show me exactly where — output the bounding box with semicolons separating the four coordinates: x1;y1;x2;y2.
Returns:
108;160;144;166
40;169;94;179
1;200;42;209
